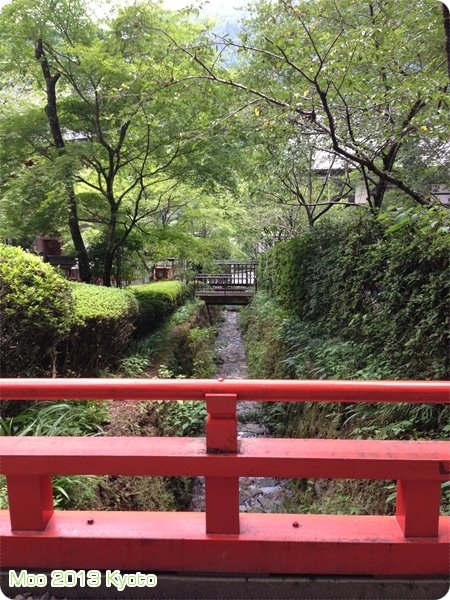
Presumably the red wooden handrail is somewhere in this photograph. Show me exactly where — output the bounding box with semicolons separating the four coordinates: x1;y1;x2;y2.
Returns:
0;378;449;577
0;377;448;402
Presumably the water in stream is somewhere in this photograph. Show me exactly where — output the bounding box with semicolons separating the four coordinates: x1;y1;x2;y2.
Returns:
189;309;294;512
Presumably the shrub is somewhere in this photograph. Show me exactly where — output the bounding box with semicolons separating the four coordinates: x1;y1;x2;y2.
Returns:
0;244;74;377
60;283;139;375
130;280;188;335
251;209;449;519
258;209;449;380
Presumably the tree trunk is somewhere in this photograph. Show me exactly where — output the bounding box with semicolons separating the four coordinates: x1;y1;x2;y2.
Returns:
372;179;388;209
66;185;91;282
35;39;92;283
102;248;114;287
443;4;450;80
102;204;119;287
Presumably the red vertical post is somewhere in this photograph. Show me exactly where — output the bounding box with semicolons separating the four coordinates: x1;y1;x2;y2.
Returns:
7;474;54;531
395;479;441;537
205;393;239;534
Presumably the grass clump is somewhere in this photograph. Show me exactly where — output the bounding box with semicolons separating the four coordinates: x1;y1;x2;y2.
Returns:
0;400;108;436
0;399;108;510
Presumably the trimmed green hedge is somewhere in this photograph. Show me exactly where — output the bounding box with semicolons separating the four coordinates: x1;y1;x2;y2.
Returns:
60;283;139;376
0;244;189;377
258;209;449;379
130;281;188;335
0;244;74;377
62;280;188;373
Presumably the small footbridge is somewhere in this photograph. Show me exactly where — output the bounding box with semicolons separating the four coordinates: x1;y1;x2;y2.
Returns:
194;260;257;305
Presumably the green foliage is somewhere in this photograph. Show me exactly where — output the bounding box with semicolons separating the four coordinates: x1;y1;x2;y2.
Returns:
118;300;201;377
52;475;104;510
0;473;104;511
98;474;178;512
0;400;107;436
240;292;289;380
71;282;138;324
0;159;68;242
0;397;107;510
258;209;449;380
119;353;153;378
187;327;217;378
0;244;74;376
131;300;218;436
242;285;448;441
0;0;242;286
240;293;294;436
280;321;391;381
234;0;447;209
130;280;188;335
343;401;449;441
288;479;390;516
60;282;139;375
158;400;207;437
154;364;208;437
260;402;290;437
169;298;203;326
119;298;216;379
251;208;449;448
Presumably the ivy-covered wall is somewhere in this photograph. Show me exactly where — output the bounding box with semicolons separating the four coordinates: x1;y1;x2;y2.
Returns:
258;209;449;380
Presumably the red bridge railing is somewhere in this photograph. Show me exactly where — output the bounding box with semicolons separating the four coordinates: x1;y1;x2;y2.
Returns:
0;378;449;576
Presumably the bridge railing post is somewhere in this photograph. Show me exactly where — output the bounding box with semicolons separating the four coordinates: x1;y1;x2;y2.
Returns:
395;479;441;537
205;393;239;534
6;474;54;531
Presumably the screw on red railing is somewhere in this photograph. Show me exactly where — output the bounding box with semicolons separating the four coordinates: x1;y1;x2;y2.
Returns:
205;393;239;534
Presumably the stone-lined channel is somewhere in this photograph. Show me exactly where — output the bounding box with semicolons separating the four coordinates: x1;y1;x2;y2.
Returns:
189;309;293;512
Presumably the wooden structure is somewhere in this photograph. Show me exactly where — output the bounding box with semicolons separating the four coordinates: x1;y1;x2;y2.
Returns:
0;378;449;577
194;260;257;305
36;236;76;278
153;259;176;281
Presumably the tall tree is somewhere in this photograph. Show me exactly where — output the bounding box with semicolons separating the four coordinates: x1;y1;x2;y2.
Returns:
0;0;93;280
183;0;449;210
0;1;239;284
34;37;92;281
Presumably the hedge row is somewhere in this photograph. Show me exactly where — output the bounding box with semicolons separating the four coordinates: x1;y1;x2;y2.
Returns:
0;244;188;377
258;208;449;379
60;283;139;376
130;281;188;336
0;245;74;377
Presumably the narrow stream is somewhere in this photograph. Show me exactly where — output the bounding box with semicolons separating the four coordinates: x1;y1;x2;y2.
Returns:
11;309;292;600
189;308;293;512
